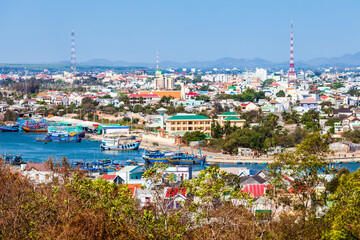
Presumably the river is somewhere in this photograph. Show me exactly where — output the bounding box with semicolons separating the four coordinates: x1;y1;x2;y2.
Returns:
1;132;360;172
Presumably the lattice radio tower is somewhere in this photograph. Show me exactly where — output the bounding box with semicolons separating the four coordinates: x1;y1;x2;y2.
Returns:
71;27;76;74
288;20;296;81
156;49;159;71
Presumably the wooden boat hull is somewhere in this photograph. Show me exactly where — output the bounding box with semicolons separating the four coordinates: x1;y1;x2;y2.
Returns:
22;127;48;132
101;140;141;151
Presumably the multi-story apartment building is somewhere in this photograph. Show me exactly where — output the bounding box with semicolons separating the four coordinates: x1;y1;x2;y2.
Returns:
154;71;174;90
166;114;212;135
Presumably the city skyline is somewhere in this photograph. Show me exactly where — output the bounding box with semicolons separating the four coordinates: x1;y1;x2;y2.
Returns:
0;0;359;64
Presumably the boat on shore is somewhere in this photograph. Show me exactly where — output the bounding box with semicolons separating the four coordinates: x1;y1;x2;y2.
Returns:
0;154;25;165
100;135;141;151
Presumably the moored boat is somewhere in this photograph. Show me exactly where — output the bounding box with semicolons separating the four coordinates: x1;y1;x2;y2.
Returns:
142;150;174;164
0;124;19;132
168;152;206;165
35;136;52;143
100;136;141;151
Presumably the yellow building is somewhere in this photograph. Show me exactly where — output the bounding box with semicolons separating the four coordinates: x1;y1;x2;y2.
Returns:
218;112;245;127
166;114;212;135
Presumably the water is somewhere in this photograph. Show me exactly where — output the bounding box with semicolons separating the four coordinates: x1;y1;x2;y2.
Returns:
0;132;144;164
1;132;360;172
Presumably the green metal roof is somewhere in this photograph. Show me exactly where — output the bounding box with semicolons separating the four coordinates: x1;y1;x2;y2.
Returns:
117;166;140;173
219;112;237;116
224;117;244;121
167;115;210;120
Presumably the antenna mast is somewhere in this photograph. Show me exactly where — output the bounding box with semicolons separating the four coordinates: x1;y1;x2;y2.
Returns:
288;20;296;81
71;27;76;74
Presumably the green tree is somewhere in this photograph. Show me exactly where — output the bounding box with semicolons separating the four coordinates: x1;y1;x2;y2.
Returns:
183;131;206;143
223;120;232;136
211;121;223;139
276;90;285;97
323;169;360;239
268;133;331;224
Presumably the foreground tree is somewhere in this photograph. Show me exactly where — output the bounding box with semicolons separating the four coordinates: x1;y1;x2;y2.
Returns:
268;133;332;224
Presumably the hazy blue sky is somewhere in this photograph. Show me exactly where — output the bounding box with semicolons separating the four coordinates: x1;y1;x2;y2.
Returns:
0;0;359;63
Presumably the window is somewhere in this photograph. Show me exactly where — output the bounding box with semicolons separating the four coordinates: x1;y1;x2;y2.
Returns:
171;127;175;130
200;121;203;124
189;127;193;130
188;121;193;125
182;127;186;131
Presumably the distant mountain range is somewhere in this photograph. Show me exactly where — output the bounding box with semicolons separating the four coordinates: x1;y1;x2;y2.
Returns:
50;51;360;69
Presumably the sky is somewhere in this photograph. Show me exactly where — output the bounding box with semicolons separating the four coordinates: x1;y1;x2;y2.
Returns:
0;0;359;64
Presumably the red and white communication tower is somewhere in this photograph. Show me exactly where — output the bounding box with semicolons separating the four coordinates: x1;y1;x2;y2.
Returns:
288;20;296;81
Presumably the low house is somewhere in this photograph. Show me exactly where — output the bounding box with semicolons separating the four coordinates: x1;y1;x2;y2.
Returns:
242;184;269;198
330;108;352;117
128;93;161;105
102;174;124;184
117;166;145;184
300;97;318;111
163;166;192;181
24;162;54;184
133;189;156;207
164;187;187;209
240;175;267;187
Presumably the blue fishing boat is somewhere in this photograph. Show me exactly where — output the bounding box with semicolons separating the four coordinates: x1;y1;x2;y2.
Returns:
0;123;19;132
143;147;206;165
1;154;25;165
58;136;81;143
142;150;174;164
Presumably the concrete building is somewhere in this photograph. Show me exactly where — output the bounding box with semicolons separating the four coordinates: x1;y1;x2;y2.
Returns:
166;114;211;135
154;71;174;90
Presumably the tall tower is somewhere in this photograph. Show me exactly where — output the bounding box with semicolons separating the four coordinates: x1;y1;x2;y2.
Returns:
288;20;296;81
156;49;159;71
71;27;76;74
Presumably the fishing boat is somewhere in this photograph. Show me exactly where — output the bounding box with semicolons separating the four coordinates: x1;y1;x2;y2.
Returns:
100;136;141;151
58;136;81;143
48;125;85;140
0;123;19;132
143;147;206;165
1;154;25;165
168;152;206;165
35;136;52;143
21;120;49;132
142;150;174;164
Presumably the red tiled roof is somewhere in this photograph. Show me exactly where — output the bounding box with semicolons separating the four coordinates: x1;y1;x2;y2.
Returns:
102;175;116;180
165;187;187;198
26;163;51;172
186;92;200;96
300;97;317;104
128;94;160;98
242;184;269;198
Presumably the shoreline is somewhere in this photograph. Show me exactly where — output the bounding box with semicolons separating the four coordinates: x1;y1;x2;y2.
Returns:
85;134;360;164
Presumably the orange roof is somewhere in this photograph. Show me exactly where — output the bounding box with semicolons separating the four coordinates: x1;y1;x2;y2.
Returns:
140;91;182;99
36;92;49;97
285;88;294;90
126;184;142;189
